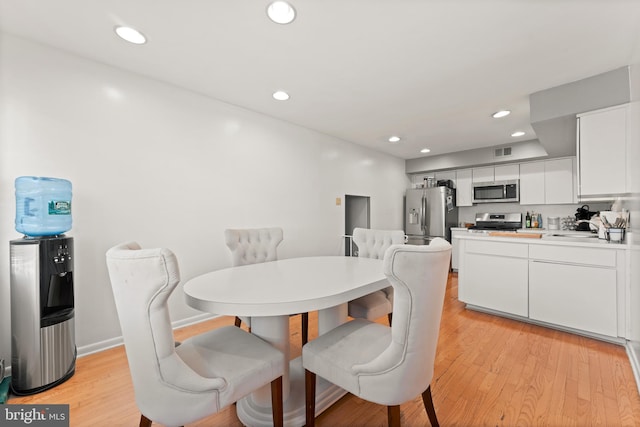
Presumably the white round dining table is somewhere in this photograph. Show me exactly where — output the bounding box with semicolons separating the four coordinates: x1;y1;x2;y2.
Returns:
183;255;387;427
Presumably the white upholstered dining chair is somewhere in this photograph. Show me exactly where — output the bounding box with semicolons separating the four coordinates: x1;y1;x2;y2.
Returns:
225;227;309;345
106;242;285;427
303;239;452;427
348;228;406;325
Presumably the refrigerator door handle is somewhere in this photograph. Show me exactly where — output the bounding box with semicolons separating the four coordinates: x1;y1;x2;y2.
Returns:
421;194;427;233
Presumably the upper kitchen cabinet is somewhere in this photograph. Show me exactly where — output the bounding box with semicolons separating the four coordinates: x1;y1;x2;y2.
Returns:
456;169;473;207
472;166;494;183
494;164;520;181
472;164;519;183
545;158;576;204
577;103;639;198
520;158;575;205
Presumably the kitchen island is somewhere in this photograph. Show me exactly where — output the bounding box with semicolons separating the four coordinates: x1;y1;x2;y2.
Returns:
457;231;634;342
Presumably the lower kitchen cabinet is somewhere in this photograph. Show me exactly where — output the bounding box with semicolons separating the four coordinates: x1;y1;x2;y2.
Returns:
529;260;617;337
458;240;529;317
458;237;626;340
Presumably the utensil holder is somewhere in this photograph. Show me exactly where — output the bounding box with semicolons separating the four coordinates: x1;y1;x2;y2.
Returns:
606;228;625;242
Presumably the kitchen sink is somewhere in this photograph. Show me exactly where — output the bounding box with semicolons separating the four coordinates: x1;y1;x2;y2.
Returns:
547;233;598;238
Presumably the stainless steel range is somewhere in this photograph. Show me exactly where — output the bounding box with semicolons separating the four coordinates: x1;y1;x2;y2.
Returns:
470;212;522;232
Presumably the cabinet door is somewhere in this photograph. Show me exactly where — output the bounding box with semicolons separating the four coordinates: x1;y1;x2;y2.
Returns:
626;102;640;194
519;161;545;205
472;166;494;183
460;253;529;317
450;230;467;270
495;164;519;181
578;105;627;196
529;260;617;337
456;169;473;207
545;158;575;204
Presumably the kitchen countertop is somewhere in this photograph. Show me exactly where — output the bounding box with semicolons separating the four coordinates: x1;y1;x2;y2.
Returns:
455;228;634;249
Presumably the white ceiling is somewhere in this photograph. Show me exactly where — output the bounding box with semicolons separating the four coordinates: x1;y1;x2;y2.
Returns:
1;0;639;160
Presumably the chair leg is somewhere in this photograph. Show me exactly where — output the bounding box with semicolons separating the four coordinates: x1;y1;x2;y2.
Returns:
301;312;309;345
387;312;393;326
387;405;401;427
421;386;439;427
139;415;152;427
271;376;284;427
305;369;317;427
234;316;242;328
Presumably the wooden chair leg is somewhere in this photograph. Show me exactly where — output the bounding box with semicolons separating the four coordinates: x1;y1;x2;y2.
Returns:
234;316;242;328
271;376;284;427
301;312;309;345
139;414;152;427
387;312;393;326
305;369;317;427
421;386;439;427
387;405;401;427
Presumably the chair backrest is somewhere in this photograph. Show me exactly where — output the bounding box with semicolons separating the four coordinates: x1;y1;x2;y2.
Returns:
353;238;452;405
106;242;223;425
352;228;405;259
224;227;283;266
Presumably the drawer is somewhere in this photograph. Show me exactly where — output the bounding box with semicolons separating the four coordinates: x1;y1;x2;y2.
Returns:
529;244;616;267
465;240;528;258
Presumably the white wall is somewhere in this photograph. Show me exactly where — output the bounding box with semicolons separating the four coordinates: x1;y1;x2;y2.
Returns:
0;34;408;363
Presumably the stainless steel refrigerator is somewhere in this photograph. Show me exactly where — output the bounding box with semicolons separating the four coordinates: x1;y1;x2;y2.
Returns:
405;186;458;245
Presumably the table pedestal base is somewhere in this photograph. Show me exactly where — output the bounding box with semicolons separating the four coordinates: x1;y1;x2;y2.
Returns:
237;357;345;427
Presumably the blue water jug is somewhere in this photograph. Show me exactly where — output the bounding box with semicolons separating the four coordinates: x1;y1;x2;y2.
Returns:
15;176;72;236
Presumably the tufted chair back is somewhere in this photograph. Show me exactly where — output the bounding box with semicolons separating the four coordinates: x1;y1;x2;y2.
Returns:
106;241;285;427
356;239;451;404
303;239;451;426
106;242;221;425
352;228;405;259
224;227;283;266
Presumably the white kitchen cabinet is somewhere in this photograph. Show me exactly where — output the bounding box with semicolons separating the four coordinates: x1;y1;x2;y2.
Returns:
458;240;529;317
577;104;627;197
529;260;617;337
472;166;494;183
456;169;473;207
544;158;575;204
458;237;626;340
520;158;575;205
494;164;519;181
519;161;545;205
450;229;468;271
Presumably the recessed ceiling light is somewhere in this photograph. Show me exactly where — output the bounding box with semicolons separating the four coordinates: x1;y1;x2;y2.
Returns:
511;131;525;137
492;110;511;118
114;26;147;44
388;136;401;143
267;1;296;24
420;148;431;153
272;90;290;101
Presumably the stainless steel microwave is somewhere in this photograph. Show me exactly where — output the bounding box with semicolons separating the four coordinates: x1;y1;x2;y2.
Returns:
472;180;519;203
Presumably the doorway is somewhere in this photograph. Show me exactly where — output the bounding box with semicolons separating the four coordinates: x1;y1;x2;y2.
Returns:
344;195;370;256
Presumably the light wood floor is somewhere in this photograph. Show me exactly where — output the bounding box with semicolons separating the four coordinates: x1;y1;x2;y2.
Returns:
8;273;640;426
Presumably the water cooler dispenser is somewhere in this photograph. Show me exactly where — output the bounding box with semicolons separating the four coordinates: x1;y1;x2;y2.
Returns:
10;236;76;394
10;176;75;395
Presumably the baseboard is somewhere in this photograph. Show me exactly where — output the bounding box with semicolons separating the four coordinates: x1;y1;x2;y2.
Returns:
626;341;640;396
76;312;218;357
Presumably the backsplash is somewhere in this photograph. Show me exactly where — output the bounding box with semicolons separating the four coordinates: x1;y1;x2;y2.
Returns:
457;202;613;228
